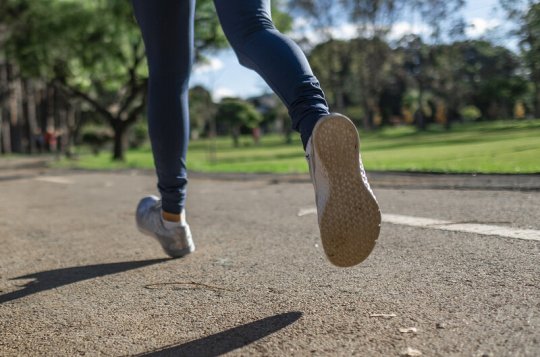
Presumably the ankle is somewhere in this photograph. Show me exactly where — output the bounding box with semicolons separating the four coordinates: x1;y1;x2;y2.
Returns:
161;209;187;229
162;210;181;223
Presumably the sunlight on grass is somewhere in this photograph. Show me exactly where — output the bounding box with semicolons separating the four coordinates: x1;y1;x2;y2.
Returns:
54;119;540;174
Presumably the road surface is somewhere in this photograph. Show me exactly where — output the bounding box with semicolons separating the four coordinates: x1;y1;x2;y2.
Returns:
1;159;539;356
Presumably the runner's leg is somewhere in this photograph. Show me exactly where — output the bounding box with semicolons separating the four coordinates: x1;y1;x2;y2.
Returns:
132;0;195;215
213;0;330;148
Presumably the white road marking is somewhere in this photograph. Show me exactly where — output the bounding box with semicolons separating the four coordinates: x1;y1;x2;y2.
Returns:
34;176;74;185
297;207;540;242
297;207;317;217
383;213;540;242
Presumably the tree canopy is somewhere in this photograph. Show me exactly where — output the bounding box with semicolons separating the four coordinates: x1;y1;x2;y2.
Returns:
0;0;538;157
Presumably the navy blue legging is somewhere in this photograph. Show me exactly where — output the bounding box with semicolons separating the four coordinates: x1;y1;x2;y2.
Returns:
132;0;330;214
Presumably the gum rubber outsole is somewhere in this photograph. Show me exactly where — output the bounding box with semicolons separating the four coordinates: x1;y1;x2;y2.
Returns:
312;114;381;267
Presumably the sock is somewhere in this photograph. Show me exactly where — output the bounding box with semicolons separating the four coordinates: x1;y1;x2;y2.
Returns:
161;209;187;229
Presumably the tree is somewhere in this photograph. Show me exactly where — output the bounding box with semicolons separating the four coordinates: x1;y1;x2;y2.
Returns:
265;96;292;143
459;41;527;119
309;39;355;113
405;0;466;41
290;0;347;44
294;0;465;129
310;37;393;129
522;3;540;117
189;85;216;139
428;41;527;122
398;35;437;129
500;0;540;117
3;0;228;160
216;98;263;147
296;0;465;41
349;37;394;129
3;1;147;160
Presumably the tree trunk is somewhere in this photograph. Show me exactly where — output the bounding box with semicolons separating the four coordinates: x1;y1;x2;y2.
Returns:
1;117;10;154
112;122;127;161
207;117;217;163
335;87;345;113
285;125;292;145
53;85;62;155
8;64;23;153
415;109;426;131
0;114;2;154
46;85;55;131
231;125;240;147
38;85;48;133
24;80;38;154
362;99;373;130
64;105;77;157
534;82;540;118
0;63;8;154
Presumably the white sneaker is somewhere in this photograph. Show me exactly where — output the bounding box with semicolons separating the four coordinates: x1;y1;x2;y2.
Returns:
136;196;195;258
306;113;381;267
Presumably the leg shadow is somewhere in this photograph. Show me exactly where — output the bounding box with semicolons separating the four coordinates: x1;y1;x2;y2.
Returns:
0;258;168;304
135;311;302;357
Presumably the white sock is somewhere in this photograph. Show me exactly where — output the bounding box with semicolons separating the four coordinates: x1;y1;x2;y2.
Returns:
161;210;187;229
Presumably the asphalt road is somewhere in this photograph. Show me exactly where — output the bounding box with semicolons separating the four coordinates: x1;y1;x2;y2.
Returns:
0;160;539;356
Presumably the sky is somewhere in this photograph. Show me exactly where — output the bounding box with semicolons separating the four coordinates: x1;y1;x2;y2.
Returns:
190;0;507;101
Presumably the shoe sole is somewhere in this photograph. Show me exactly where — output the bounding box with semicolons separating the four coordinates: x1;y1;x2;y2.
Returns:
137;225;195;258
312;114;381;267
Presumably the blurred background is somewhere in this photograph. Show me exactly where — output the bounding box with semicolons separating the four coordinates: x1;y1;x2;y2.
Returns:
0;0;538;174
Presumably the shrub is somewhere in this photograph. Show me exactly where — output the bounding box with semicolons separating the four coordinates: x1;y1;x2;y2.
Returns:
460;105;482;121
81;126;113;155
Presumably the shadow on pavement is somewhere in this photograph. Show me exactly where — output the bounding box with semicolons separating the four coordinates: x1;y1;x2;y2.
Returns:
0;258;168;304
0;174;39;182
133;311;302;357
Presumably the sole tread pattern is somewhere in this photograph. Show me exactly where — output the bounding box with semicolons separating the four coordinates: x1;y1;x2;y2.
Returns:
312;114;381;267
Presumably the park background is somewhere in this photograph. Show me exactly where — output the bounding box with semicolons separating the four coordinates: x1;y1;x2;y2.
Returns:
0;0;539;174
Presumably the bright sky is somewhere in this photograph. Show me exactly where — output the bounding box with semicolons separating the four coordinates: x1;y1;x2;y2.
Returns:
190;0;506;101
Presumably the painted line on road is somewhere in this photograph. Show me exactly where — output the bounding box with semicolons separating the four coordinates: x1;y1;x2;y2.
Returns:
297;207;540;242
382;213;540;242
34;176;74;184
298;207;317;216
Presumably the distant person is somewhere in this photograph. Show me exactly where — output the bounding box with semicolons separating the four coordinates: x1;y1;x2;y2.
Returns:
44;126;57;153
35;129;45;153
132;0;381;267
252;127;261;145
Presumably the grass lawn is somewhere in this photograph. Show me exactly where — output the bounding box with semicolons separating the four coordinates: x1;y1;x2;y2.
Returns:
54;119;540;174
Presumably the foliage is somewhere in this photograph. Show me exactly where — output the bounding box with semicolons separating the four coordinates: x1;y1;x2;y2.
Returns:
309;37;394;128
80;125;113;155
3;0;147;160
460;105;482;121
263;96;292;143
193;0;228;57
309;34;528;128
2;0;540;160
500;0;540;116
1;0;230;160
128;120;148;149
218;99;263;128
522;3;540;116
271;0;294;33
216;98;263;146
189;85;216;139
292;0;465;40
453;40;528;119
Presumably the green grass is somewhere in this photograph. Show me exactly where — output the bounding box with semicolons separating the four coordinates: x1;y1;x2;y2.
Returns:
53;119;540;174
